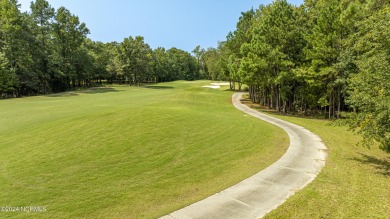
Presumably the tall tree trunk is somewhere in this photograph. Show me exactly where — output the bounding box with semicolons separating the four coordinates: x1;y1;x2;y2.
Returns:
276;85;281;112
249;85;255;102
337;89;341;119
329;92;332;120
333;91;336;118
67;77;71;90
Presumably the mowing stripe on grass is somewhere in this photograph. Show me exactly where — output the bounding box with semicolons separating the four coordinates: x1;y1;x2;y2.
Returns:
0;81;289;218
161;93;327;219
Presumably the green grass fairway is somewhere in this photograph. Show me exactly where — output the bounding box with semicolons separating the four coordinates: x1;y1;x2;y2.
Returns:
0;81;288;218
242;103;390;218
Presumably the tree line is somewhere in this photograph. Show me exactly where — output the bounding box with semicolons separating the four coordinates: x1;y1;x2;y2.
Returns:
0;0;203;97
198;0;389;151
1;0;388;151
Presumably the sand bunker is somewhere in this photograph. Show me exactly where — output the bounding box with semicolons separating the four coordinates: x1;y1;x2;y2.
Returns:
202;85;221;89
210;82;230;86
202;82;230;89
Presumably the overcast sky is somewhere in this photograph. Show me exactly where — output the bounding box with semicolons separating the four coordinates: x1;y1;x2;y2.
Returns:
18;0;304;52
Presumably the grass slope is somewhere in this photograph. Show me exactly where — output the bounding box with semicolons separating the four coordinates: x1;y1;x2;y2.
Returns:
0;81;288;218
243;101;390;218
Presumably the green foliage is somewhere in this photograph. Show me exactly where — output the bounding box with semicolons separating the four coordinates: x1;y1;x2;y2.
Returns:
238;0;305;111
1;0;388;151
166;47;199;81
30;0;55;93
192;45;207;78
0;52;18;96
0;0;37;94
226;9;256;87
118;36;153;86
0;0;205;96
346;5;390;151
203;48;220;80
214;0;389;151
51;6;90;90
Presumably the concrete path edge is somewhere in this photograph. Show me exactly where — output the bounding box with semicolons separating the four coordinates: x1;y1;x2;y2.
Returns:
160;93;327;219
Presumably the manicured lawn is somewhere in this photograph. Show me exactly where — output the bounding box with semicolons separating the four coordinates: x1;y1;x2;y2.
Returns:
243;101;390;218
0;81;289;218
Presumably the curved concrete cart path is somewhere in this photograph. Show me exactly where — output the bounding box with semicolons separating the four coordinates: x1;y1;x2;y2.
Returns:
161;93;327;219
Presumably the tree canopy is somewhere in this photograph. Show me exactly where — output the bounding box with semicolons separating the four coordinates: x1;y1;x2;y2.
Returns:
1;0;388;151
0;0;202;96
201;0;389;151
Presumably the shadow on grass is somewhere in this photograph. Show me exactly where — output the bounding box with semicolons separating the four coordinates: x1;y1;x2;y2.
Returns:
223;89;237;92
47;92;79;97
143;85;174;90
77;87;123;94
48;87;123;97
351;153;390;177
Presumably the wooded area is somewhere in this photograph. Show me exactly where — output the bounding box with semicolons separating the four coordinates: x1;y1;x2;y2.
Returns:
0;0;388;151
0;0;202;97
198;0;389;151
